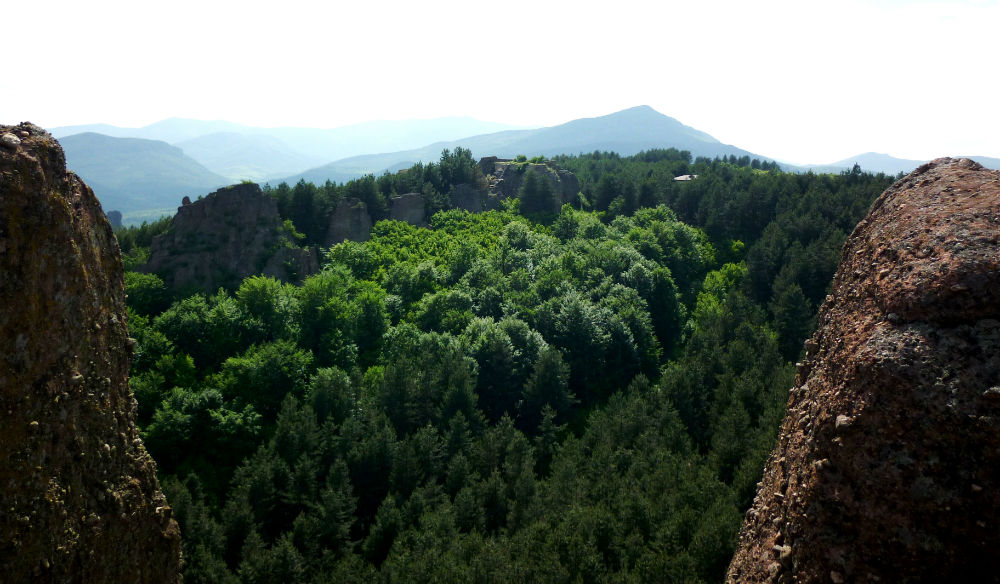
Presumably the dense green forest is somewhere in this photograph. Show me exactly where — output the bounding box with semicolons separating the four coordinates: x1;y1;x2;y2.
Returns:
117;148;894;583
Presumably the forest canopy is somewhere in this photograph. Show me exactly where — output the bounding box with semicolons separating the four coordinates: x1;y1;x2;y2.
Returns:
117;149;895;583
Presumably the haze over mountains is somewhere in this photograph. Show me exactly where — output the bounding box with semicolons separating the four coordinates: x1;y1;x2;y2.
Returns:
279;105;765;185
52;116;526;179
59;133;229;218
51;105;1000;223
794;151;1000;176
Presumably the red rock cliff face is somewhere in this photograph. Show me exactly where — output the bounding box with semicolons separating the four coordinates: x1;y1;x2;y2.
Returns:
0;123;182;582
726;158;1000;583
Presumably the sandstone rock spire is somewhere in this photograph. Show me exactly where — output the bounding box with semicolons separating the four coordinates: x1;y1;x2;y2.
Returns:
0;123;182;582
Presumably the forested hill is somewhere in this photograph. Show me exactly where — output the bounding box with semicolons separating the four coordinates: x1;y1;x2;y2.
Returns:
61;132;228;213
275;106;769;187
117;148;895;583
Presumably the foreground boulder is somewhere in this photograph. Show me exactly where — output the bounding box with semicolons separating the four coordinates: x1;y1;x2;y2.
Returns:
0;123;182;582
727;158;1000;583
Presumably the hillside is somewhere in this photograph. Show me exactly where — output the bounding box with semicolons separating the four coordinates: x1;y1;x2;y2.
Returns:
114;149;898;583
51;118;249;143
52;112;1000;201
57;108;999;217
174;132;325;182
60;133;228;215
278;106;770;185
52;116;526;168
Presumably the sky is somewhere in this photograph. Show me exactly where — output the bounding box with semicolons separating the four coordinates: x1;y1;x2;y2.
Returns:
4;0;998;164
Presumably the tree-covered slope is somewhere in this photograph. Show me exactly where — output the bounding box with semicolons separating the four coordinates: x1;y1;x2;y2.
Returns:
119;149;895;583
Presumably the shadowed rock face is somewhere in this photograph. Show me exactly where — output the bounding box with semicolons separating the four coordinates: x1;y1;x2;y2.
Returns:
0;123;182;582
145;182;318;291
389;192;427;226
450;182;485;212
726;158;1000;583
326;197;373;244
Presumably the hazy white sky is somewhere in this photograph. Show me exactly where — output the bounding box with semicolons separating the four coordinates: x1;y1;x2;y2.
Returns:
4;0;998;163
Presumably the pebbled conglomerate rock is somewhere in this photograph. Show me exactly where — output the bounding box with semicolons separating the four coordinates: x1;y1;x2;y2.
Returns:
726;158;1000;583
0;123;182;582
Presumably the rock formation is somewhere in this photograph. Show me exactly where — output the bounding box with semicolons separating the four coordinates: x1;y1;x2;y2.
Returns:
726;158;1000;583
449;182;486;212
484;160;580;207
0;123;182;582
389;192;427;226
316;160;580;243
477;155;510;176
144;182;317;291
325;197;374;244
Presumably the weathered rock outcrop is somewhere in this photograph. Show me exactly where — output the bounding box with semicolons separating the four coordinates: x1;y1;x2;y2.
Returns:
325;197;373;244
449;183;486;212
727;158;1000;583
485;160;580;206
145;182;317;291
0;123;182;582
389;192;426;226
477;155;510;176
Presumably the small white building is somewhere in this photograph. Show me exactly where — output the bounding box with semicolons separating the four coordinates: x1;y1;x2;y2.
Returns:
673;174;699;181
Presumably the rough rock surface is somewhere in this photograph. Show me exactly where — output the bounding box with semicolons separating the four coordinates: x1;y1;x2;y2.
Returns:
477;155;510;176
0;123;182;582
449;183;485;213
389;192;427;226
487;161;580;206
726;158;1000;583
145;182;317;291
326;197;373;244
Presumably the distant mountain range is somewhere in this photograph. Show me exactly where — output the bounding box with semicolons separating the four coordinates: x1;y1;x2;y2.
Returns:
59;133;228;215
53;116;525;181
173;132;324;182
791;152;1000;176
51;106;1000;223
277;105;765;185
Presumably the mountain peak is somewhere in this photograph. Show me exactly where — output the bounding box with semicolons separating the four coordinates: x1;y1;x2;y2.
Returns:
598;105;666;120
623;104;657;113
